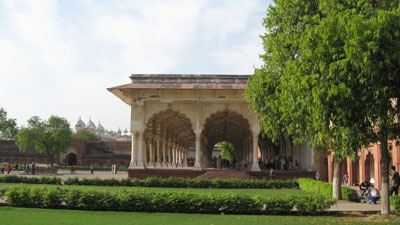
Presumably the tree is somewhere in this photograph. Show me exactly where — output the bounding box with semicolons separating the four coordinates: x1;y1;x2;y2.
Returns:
17;115;72;167
217;141;235;161
0;107;18;140
246;0;400;214
72;128;101;141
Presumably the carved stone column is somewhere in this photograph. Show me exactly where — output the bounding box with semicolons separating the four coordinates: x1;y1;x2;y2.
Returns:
194;130;202;169
156;139;161;168
136;132;146;168
129;132;137;168
250;126;261;171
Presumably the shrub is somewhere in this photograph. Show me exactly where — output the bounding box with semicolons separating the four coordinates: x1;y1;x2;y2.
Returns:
391;195;400;212
0;175;61;185
291;195;336;215
4;186;334;215
297;178;359;202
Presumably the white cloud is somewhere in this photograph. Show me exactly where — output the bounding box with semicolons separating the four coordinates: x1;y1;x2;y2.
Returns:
0;0;269;131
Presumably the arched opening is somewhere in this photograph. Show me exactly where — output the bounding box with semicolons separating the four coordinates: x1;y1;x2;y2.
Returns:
65;153;77;166
365;153;375;184
143;109;195;168
201;110;252;169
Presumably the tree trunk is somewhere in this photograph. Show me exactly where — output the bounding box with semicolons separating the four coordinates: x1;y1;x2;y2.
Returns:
332;157;342;200
380;136;390;215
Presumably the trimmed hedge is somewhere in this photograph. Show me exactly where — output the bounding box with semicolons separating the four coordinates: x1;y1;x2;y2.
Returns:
391;196;400;212
297;178;359;202
56;166;128;171
64;177;296;189
0;175;61;185
4;186;335;215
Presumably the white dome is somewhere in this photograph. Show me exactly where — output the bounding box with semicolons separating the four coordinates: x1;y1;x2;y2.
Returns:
96;121;105;132
75;116;85;128
86;117;96;130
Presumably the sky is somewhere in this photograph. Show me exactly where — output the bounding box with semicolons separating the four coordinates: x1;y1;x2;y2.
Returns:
0;0;272;132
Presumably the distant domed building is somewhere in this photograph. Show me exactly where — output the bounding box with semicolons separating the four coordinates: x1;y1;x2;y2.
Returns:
74;116;130;141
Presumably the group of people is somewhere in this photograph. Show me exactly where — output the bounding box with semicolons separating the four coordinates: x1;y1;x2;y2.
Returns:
211;156;241;170
1;162;35;175
260;155;299;171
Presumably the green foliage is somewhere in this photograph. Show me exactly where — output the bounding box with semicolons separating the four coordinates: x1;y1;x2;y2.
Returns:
217;141;235;161
0;107;18;140
4;186;333;214
0;175;61;185
297;178;358;202
72;128;101;141
62;176;295;189
16;116;72;166
390;196;400;212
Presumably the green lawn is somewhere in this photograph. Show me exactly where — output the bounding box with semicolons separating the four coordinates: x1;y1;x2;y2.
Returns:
0;206;397;225
0;183;309;198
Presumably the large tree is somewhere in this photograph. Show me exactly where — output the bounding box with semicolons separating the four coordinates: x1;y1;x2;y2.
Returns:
17;115;72;167
0;107;18;140
246;0;400;214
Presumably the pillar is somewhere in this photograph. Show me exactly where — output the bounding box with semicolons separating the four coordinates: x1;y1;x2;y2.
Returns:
156;139;161;168
149;140;155;168
250;130;261;171
194;130;202;169
184;149;188;167
162;140;167;168
136;132;146;168
129;132;137;168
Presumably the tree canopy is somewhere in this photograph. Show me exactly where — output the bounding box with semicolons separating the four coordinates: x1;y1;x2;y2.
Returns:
217;141;235;161
0;107;18;140
72;128;101;141
17;115;72;167
246;0;400;214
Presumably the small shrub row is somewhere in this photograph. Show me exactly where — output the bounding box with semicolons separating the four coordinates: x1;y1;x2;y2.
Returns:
391;196;400;212
0;175;61;185
56;166;128;171
64;177;296;189
297;178;359;202
4;186;335;215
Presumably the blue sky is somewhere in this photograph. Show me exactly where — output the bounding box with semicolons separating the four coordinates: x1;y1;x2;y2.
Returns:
0;0;272;132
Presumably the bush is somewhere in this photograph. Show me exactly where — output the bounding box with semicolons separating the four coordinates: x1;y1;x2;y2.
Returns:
297;178;359;202
391;195;400;212
291;195;336;215
0;175;61;185
4;186;334;215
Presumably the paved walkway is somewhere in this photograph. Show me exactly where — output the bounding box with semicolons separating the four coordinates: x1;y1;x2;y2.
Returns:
0;172;393;212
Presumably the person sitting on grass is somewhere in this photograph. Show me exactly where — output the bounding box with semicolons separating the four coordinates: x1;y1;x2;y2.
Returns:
365;186;380;204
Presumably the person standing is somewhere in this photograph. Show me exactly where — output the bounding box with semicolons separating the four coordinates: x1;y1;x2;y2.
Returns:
315;170;321;181
343;173;349;187
390;166;400;195
1;162;4;174
90;164;94;174
270;168;275;180
31;162;36;175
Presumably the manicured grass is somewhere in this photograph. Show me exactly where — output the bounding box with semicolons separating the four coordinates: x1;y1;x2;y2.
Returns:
0;206;397;225
0;183;309;198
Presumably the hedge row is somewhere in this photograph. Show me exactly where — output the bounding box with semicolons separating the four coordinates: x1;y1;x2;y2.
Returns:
297;178;359;202
0;175;61;185
64;176;296;189
56;166;128;171
4;186;335;215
